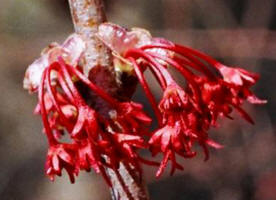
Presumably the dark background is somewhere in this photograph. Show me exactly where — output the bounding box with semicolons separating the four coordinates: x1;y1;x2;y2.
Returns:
1;0;276;199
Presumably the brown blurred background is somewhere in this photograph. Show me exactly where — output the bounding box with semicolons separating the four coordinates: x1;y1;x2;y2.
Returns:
0;0;276;199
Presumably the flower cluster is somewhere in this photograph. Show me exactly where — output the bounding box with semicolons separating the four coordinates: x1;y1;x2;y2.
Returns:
24;23;265;183
97;23;266;177
24;34;154;184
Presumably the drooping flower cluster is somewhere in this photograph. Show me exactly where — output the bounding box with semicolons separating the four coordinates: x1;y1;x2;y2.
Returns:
97;23;266;177
24;34;155;184
24;22;265;183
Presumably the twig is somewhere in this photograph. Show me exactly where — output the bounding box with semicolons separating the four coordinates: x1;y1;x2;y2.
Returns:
67;0;149;199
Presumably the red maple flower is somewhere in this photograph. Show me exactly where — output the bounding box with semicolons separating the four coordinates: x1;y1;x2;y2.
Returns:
24;22;265;183
96;23;264;177
45;144;78;183
112;102;152;133
159;84;190;112
24;34;152;183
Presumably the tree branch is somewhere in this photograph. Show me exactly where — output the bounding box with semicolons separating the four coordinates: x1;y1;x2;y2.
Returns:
67;1;149;199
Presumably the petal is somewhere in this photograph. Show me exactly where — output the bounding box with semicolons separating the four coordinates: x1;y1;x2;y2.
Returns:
161;130;171;152
61;33;85;67
205;139;223;149
238;68;259;83
58;149;74;165
171;127;184;151
71;109;85;137
219;66;243;85
247;94;267;105
64;166;76;183
156;150;171;178
116;134;141;143
149;128;164;144
52;154;60;172
134;112;152;124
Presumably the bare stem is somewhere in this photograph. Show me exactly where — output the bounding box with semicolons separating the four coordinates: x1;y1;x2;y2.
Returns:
67;0;149;199
68;0;110;69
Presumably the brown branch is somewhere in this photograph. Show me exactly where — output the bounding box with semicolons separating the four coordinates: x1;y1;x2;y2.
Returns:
68;0;116;94
67;1;149;199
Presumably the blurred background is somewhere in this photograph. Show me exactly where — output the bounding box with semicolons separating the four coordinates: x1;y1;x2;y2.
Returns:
0;0;276;199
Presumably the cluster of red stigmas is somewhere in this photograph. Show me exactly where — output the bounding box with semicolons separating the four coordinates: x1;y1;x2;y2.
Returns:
24;23;265;184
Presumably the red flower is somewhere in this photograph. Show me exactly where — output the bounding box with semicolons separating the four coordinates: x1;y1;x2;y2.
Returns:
45;144;78;183
77;138;113;185
24;22;265;184
159;84;190;113
112;102;152;133
25;51;153;184
120;26;264;176
149;124;187;177
217;65;266;104
194;77;233;125
35;91;77;139
70;105;98;138
218;65;259;86
149;83;222;177
105;132;147;172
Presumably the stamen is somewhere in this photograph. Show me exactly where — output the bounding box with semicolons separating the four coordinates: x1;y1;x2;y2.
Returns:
38;69;57;145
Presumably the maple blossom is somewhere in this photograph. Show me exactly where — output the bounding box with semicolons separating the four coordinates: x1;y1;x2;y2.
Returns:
98;23;266;176
24;22;265;184
45;143;78;183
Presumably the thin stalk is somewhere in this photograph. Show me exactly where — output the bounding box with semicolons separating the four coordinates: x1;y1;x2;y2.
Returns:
38;70;57;145
130;58;162;125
